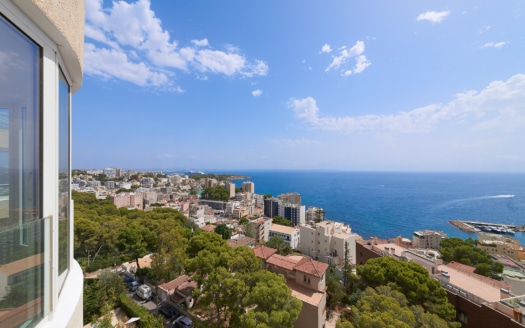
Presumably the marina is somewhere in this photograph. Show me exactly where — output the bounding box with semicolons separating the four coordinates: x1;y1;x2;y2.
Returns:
449;220;525;234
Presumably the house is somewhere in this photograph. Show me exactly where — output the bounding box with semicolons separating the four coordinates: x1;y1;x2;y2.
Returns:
254;246;328;328
159;275;198;309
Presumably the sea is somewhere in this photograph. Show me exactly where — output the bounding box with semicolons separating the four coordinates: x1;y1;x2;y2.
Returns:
212;171;525;244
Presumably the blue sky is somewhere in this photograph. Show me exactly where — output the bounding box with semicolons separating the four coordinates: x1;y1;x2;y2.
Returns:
74;0;525;172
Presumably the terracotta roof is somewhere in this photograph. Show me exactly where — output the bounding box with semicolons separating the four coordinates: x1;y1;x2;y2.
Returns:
294;257;328;278
266;254;300;271
160;274;193;292
253;245;277;260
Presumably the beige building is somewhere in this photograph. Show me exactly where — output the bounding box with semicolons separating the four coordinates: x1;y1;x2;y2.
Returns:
254;247;328;328
278;192;301;205
232;206;249;219
300;221;358;266
412;230;447;249
224;181;236;198
112;192;143;209
250;217;273;243
477;232;521;260
242;181;255;193
269;224;300;249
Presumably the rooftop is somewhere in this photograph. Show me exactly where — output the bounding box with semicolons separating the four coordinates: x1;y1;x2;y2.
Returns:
287;279;325;306
253;245;278;260
270;224;298;234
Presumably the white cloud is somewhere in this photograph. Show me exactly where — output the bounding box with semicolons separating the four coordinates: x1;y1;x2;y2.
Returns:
321;43;332;53
324;41;371;76
84;0;268;89
288;74;525;134
417;11;451;24
191;38;209;47
252;89;262;97
483;41;508;49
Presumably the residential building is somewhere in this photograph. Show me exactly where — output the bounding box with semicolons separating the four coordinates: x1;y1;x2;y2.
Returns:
269;224;301;249
263;197;280;218
412;230;447;249
232;206;249;219
112;192;143;210
227;236;256;248
306;206;325;223
224;181;236;198
278;192;302;205
250;217;273;243
0;0;84;326
158;275;197;309
300;221;358;266
103;167;117;178
242;181;255;193
141;177;155;188
105;180;116;189
279;203;305;226
477;232;522;260
253;246;328;328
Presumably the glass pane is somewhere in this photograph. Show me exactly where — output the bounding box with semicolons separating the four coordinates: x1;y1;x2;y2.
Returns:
58;69;69;276
0;13;43;327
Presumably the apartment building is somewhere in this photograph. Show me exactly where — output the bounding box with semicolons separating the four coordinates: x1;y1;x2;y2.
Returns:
269;224;301;249
224;181;236;198
300;221;358;266
279;203;306;226
242;181;255;193
278;192;302;205
0;0;85;326
306;206;325;223
412;230;447;249
112;192;143;210
250;217;273;243
477;232;522;260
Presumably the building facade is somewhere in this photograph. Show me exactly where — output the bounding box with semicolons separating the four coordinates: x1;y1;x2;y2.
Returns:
0;0;85;326
269;224;301;249
242;181;254;193
300;221;358;266
412;230;447;249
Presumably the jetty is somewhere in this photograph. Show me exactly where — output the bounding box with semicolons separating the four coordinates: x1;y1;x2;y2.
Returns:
449;220;524;235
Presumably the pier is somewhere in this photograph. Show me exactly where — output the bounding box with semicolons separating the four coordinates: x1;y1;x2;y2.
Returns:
449;220;525;234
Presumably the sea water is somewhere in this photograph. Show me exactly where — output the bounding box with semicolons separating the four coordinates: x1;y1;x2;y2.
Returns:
225;171;525;244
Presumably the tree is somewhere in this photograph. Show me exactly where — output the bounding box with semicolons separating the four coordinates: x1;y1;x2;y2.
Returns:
215;223;233;240
272;216;291;227
116;223;156;278
357;257;456;322
201;186;230;201
265;236;292;256
440;237;503;280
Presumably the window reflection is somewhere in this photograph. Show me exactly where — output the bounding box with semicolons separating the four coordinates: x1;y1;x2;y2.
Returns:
0;14;44;327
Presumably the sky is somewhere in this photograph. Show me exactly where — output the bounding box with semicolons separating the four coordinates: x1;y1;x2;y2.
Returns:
74;0;525;172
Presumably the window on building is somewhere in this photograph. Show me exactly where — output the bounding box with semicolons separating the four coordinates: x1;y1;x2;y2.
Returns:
0;12;45;325
58;68;70;285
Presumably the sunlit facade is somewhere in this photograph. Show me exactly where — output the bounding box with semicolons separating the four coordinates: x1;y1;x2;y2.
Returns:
0;0;84;327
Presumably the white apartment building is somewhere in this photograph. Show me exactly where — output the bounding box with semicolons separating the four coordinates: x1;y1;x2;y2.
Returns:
269;224;301;249
0;0;85;326
306;206;325;223
412;230;447;249
300;221;358;266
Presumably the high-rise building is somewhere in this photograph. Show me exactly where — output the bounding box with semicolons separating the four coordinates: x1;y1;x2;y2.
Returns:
0;1;85;326
279;203;306;226
224;181;236;198
264;197;280;218
278;192;301;205
242;181;255;193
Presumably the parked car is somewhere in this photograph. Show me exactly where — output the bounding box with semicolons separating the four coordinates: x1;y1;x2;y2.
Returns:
159;305;177;319
174;316;193;328
128;281;139;292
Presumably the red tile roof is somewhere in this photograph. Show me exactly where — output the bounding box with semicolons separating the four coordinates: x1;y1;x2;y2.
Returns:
253;245;277;260
294;257;329;278
266;254;300;271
